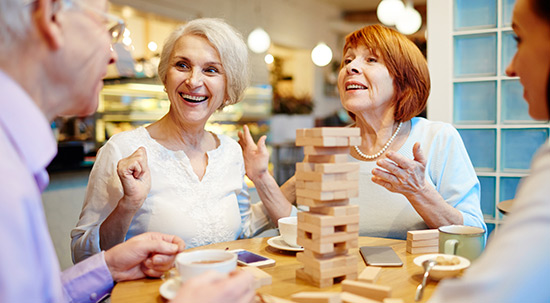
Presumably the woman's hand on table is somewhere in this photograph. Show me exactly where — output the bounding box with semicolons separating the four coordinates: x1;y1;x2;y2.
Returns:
117;146;151;211
171;270;255;303
238;125;269;182
105;232;185;282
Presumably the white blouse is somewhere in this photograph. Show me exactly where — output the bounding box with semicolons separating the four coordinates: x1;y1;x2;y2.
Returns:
71;127;271;263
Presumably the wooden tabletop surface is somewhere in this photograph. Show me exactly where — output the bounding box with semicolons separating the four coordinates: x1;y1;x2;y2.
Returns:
111;236;440;302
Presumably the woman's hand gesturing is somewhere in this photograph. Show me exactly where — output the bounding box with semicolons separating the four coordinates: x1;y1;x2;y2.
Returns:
117;146;151;211
371;142;428;200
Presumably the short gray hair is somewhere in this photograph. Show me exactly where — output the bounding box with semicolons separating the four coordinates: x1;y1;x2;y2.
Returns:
158;18;249;109
0;0;32;52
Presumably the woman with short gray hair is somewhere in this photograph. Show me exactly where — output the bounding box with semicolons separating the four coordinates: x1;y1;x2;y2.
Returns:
71;18;291;263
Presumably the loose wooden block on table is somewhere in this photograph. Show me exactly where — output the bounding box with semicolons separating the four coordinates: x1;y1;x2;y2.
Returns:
340;292;381;303
240;266;272;288
406;238;439;248
358;266;382;284
291;291;342;303
405;245;439;254
406;229;439;240
382;299;405;303
341;280;392;302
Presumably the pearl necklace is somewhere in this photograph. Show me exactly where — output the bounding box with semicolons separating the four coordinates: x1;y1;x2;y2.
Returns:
354;121;403;160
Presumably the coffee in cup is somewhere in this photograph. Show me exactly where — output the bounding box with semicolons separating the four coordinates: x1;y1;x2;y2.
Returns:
175;249;237;282
439;225;486;262
278;216;299;247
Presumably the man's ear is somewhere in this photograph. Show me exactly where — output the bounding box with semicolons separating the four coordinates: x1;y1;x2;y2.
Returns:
33;0;64;49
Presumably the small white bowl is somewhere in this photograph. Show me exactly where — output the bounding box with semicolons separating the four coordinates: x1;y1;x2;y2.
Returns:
413;253;471;280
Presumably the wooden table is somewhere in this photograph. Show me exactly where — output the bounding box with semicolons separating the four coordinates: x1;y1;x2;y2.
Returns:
497;199;514;215
111;236;438;302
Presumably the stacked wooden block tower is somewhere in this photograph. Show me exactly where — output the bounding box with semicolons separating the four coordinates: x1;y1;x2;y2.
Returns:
294;127;362;288
406;229;439;254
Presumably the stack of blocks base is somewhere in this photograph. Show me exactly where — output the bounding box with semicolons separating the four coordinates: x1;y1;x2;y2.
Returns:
295;127;361;288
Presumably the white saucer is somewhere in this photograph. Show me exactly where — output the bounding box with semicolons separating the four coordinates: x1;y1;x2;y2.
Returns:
413;253;470;280
267;236;304;252
159;278;180;300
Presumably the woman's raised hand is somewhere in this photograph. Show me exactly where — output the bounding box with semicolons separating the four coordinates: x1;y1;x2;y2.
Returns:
238;125;269;182
371;142;429;200
116;146;151;211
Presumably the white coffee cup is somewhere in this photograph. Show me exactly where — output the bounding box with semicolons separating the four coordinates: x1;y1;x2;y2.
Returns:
175;249;237;282
278;216;299;247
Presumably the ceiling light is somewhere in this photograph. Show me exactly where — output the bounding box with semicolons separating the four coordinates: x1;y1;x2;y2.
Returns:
376;0;405;26
247;27;271;54
311;42;333;67
264;54;274;64
396;6;422;35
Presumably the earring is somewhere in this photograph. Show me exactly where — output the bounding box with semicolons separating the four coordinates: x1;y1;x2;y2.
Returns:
163;87;167;92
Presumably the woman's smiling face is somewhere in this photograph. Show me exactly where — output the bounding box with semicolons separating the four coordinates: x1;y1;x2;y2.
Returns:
164;34;227;126
338;45;395;118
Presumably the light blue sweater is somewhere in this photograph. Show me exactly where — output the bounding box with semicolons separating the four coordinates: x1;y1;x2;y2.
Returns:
349;117;486;239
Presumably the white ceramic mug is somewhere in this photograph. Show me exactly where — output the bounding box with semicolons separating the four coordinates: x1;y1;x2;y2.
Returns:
175;249;237;282
439;225;486;262
278;216;299;247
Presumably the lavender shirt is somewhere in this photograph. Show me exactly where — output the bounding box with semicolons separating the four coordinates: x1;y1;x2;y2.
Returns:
0;70;113;302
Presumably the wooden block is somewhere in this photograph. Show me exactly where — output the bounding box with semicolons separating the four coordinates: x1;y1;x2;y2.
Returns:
296;188;359;201
341;280;392;302
303;146;349;156
298;221;359;238
291;291;341;303
296;197;350;208
299;211;360;227
309;204;359;216
358;266;382;284
340;292;381;303
298;236;358;254
300;180;358;191
257;294;297;303
297;252;357;271
296;267;357;288
303;264;357;281
296;136;352;147
300;127;360;138
405;245;439;254
295;171;358;182
299;228;358;243
296;162;360;174
306;154;349;163
406;238;439;248
348;136;362;146
406;229;439;240
383;299;404;303
240;266;272;289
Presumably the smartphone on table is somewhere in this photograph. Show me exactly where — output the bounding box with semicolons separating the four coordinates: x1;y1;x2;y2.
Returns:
229;249;276;268
360;246;403;267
